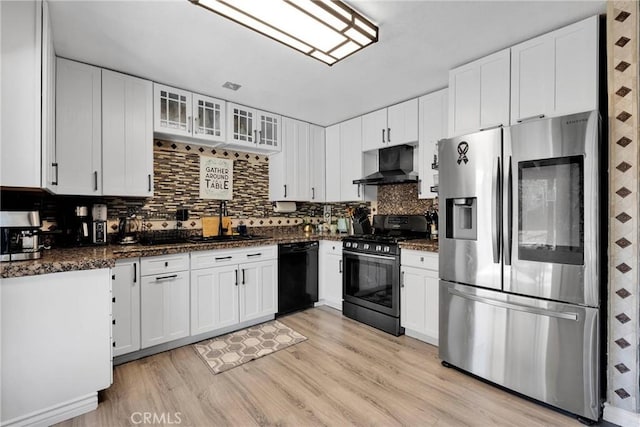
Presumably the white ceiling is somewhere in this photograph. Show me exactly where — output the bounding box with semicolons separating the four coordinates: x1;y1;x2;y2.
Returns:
49;0;606;127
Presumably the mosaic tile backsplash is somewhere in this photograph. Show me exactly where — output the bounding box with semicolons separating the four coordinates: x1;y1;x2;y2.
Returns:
376;183;436;215
99;140;369;231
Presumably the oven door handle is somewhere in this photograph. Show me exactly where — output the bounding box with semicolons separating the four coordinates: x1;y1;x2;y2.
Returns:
342;250;397;261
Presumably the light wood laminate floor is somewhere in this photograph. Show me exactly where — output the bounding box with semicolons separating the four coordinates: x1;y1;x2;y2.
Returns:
58;307;579;426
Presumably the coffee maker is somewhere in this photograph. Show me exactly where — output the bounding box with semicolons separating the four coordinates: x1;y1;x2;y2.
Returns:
91;204;107;245
74;206;91;245
0;211;42;262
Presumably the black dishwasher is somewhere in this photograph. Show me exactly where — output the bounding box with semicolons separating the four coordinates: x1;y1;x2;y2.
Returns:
277;241;319;315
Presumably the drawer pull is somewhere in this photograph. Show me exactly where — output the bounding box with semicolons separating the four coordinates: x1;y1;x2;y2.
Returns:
155;274;178;281
215;256;233;261
247;253;262;257
164;261;169;267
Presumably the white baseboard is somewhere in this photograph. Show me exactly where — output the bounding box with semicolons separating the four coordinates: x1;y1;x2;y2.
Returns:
316;299;342;311
604;403;640;427
1;393;97;427
405;329;438;346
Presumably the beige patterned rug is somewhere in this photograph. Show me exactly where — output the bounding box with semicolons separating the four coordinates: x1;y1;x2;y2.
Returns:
193;320;307;374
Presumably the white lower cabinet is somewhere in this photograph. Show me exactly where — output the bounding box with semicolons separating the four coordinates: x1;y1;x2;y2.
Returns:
1;269;112;426
140;254;190;349
400;250;439;345
319;241;343;310
112;259;141;357
190;246;277;336
191;265;239;334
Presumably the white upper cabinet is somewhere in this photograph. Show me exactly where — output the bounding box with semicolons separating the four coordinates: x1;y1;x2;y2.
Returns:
418;88;448;199
511;15;599;124
226;103;281;153
153;84;192;139
324;118;368;202
339;117;364;201
102;69;154;197
448;48;510;137
0;0;54;189
309;124;326;202
324;124;342;203
41;0;56;192
362;98;418;151
153;83;225;145
193;93;226;142
268;117;309;201
55;58;102;195
387;99;419;147
362;108;387;151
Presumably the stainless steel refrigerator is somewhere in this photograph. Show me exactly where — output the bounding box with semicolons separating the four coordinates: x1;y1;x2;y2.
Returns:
438;110;603;422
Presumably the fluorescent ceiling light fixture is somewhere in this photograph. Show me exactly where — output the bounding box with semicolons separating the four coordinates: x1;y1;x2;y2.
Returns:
190;0;378;65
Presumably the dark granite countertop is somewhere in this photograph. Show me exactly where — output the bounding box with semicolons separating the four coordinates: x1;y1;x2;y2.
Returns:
398;239;439;252
0;232;346;279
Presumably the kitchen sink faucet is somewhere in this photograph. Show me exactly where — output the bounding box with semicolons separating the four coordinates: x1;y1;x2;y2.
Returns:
218;201;228;236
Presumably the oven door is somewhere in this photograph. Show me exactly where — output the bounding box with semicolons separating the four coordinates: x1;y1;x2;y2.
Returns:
343;250;400;317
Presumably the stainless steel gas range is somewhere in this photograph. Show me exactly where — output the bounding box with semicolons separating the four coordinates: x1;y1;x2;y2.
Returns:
342;215;428;336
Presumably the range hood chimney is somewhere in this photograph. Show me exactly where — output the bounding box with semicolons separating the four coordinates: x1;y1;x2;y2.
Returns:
353;145;418;186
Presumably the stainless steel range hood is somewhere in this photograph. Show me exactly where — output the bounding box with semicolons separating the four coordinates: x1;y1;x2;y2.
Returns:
353;145;418;185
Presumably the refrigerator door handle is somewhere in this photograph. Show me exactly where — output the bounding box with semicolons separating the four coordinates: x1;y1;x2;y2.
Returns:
491;157;501;263
505;156;513;266
448;288;579;321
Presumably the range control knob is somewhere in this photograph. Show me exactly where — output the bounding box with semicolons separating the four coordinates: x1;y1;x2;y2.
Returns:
363;244;370;250
345;242;351;248
383;246;390;253
376;245;382;252
353;243;358;249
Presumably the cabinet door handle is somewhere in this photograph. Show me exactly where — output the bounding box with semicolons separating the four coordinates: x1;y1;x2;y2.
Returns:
133;263;137;283
194;116;198;134
401;271;405;288
284;185;287;198
312;187;315;200
188;115;192;133
52;163;58;185
357;184;361;198
382;129;385;143
242;269;245;285
247;253;262;258
254;130;258;144
235;269;238;286
387;127;391;142
418;179;422;195
479;124;503;132
259;130;263;144
155;274;177;281
215;256;233;261
148;174;152;192
516;114;545;123
339;260;343;273
94;171;98;191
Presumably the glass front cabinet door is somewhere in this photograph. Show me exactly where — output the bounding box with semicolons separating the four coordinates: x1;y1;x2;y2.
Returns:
154;84;192;138
257;111;281;152
153;84;226;146
228;103;256;146
227;103;282;153
192;94;225;143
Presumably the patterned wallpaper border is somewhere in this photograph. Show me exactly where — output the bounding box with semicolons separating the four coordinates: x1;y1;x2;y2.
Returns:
606;0;640;414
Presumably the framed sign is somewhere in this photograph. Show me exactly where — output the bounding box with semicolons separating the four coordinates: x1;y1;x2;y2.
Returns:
200;156;233;200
